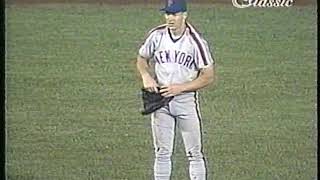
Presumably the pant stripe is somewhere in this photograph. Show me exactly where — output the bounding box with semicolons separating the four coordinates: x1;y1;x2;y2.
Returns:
170;117;177;180
193;91;208;179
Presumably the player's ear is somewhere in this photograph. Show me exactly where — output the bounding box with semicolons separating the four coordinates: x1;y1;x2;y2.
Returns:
183;12;188;19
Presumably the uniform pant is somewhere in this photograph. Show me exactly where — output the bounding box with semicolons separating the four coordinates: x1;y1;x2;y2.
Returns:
151;95;207;180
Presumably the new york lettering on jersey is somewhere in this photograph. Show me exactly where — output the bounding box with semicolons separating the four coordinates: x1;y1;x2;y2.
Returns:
139;23;214;71
154;50;194;69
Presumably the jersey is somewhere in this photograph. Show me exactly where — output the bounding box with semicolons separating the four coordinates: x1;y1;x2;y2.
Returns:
139;22;215;89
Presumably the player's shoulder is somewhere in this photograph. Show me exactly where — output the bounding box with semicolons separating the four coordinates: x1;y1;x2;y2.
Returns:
186;22;204;38
186;22;211;45
145;24;167;37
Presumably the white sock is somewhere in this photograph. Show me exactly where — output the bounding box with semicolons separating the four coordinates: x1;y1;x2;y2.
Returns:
189;159;206;180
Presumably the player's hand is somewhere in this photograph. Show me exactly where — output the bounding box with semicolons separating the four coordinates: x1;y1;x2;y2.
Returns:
159;84;185;97
142;75;159;92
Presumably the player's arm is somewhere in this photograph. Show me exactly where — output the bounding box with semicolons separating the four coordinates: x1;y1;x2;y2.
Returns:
183;65;215;91
136;55;159;92
160;65;214;97
137;28;160;92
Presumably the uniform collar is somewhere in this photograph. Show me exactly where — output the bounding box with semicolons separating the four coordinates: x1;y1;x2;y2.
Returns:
167;23;187;43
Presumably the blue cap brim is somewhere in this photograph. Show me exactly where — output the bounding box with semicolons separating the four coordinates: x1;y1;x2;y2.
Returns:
160;5;187;13
160;8;177;13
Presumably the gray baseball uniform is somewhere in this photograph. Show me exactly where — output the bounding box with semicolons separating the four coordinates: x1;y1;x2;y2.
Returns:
139;22;214;180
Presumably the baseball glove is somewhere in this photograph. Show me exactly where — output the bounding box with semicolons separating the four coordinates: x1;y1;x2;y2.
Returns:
141;87;173;115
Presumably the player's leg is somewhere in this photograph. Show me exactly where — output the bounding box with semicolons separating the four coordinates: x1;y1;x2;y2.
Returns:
175;99;207;180
151;106;176;180
178;116;207;180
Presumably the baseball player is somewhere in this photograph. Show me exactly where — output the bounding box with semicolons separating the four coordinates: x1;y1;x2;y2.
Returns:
136;0;215;179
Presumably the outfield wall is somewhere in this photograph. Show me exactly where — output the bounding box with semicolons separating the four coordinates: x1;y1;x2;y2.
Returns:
7;0;316;5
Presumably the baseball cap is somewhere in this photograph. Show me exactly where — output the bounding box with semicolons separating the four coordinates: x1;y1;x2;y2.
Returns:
160;0;187;13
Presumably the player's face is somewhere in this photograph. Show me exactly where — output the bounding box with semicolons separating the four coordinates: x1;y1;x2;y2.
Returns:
165;12;187;32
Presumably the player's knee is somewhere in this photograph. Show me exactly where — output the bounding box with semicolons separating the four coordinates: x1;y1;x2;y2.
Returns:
186;148;204;161
155;147;172;161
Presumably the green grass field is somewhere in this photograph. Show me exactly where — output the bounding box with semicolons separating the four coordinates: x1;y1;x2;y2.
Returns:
5;3;317;180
